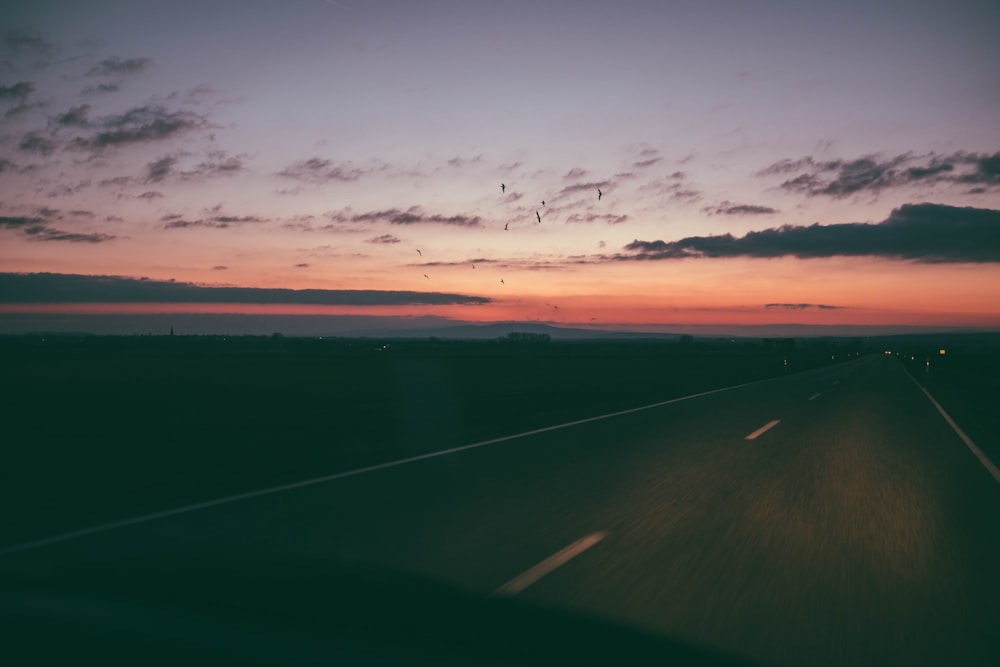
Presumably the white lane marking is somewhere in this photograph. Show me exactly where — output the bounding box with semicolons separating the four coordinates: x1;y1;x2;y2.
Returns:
902;368;1000;484
808;393;821;401
493;532;607;597
745;419;781;441
0;377;778;557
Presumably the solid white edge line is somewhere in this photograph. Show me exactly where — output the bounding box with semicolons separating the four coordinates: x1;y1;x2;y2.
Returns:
492;532;607;597
0;375;777;557
901;365;1000;484
745;419;781;441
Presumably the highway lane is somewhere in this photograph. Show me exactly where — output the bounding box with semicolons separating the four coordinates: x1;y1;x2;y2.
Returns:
2;355;998;666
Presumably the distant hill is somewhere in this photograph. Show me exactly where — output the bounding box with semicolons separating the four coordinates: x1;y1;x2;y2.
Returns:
346;321;684;341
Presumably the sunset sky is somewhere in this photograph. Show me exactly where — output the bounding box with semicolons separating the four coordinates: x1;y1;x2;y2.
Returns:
2;0;999;335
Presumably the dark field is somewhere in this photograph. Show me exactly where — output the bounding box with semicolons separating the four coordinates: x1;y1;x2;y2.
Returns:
5;333;856;546
3;333;1000;667
4;332;997;550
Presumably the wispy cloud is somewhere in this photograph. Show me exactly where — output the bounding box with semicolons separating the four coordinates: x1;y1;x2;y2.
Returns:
163;214;266;230
49;104;92;128
0;216;115;243
0;272;492;306
145;155;177;182
70;105;206;151
327;205;482;228
18;132;56;155
759;151;1000;197
702;201;778;216
144;151;246;183
557;180;611;197
367;234;401;244
616;203;1000;263
565;212;629;225
86;56;152;77
0;81;33;101
277;157;367;183
765;303;841;310
81;82;120;96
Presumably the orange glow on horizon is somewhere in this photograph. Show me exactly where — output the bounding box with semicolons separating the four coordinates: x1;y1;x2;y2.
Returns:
4;299;999;330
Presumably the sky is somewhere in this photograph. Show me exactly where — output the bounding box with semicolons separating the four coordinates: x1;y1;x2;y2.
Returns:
2;0;999;335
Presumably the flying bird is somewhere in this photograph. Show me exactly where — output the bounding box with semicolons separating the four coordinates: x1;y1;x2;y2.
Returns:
423;274;429;279
541;200;545;206
504;222;509;231
416;249;422;256
501;183;505;193
536;211;541;223
500;279;505;285
597;188;602;200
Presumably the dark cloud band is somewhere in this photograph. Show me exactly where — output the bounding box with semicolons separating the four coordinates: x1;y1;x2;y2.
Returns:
0;273;491;306
619;203;1000;264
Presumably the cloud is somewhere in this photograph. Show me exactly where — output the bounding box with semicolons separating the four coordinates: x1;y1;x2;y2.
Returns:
212;265;228;270
186;153;247;179
760;151;1000;197
137;191;163;200
82;82;120;95
71;105;206;151
616;203;1000;263
557;180;611;197
0;81;33;101
50;104;92;128
3;100;44;119
564;168;588;179
277;157;366;183
145;156;177;182
18;132;56;155
163;214;266;230
446;154;483;168
703;201;778;216
638;172;702;203
328;205;482;228
3;30;55;63
0;216;115;243
86;56;152;77
294;263;310;268
765;303;841;310
565;213;629;225
633;157;662;169
419;258;497;267
367;234;401;244
0;272;492;306
145;152;246;183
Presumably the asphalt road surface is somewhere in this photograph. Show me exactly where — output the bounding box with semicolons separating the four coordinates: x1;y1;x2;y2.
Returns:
2;355;999;666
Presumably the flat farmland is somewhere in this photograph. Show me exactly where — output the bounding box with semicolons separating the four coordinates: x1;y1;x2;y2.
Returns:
2;335;841;546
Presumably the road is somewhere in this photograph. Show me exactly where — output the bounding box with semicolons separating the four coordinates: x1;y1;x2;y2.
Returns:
2;355;999;666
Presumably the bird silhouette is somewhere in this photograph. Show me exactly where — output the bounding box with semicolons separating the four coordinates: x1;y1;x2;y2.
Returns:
472;264;475;269
536;211;541;223
501;183;505;193
541;200;545;206
423;274;429;279
597;188;602;200
416;249;422;256
504;222;509;231
500;279;505;285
